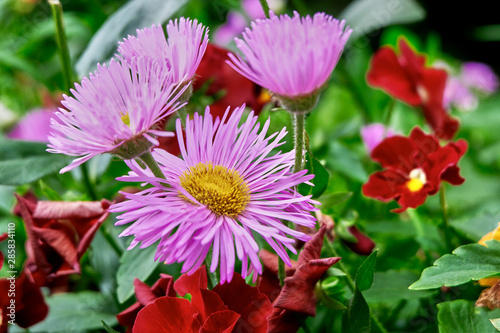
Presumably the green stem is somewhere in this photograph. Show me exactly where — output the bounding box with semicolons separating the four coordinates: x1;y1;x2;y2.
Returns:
407;208;425;238
293;112;306;173
278;257;286;287
101;225;123;256
383;99;395;138
49;0;74;91
137;151;166;179
80;163;97;200
204;255;218;289
440;186;453;252
325;240;388;333
258;0;270;18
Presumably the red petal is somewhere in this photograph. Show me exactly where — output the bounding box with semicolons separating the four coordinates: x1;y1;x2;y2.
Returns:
133;297;201;333
274;257;340;316
371;136;419;172
408;127;440;155
267;308;301;333
393;185;430;213
116;302;142;333
213;273;273;333
342;226;376;255
200;310;241;333
14;272;49;328
366;45;421;105
257;250;296;303
421;104;459;140
362;169;407;201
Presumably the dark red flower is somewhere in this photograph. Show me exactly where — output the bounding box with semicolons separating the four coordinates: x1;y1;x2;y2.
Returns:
367;38;459;140
0;271;49;332
257;226;341;333
131;267;272;333
15;195;109;287
117;274;176;333
193;43;271;118
362;127;467;213
342;226;376;256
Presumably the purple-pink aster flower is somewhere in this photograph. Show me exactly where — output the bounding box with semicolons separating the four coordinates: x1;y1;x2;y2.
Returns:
228;11;352;112
460;62;499;94
110;105;318;284
443;76;478;112
118;18;209;85
7;108;57;143
47;57;185;173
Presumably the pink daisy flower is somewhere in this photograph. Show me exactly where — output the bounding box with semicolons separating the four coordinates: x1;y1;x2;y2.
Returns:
228;11;352;112
47;57;186;173
118;18;209;85
110;105;318;283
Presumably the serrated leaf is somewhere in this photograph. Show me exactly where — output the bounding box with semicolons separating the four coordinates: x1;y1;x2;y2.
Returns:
116;242;160;303
342;289;371;333
438;300;500;333
29;292;117;333
339;0;425;39
363;270;435;304
410;240;500;290
356;250;378;292
76;0;189;76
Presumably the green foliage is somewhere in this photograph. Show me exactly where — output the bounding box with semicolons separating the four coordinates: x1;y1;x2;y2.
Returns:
437;300;500;333
355;250;378;292
410;240;500;290
0;139;72;185
116;242;160;303
342;289;371;333
29;292;118;333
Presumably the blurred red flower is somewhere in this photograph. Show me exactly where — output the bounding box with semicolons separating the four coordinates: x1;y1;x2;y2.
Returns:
257;226;340;333
131;266;272;333
367;38;459;140
15;195;110;287
342;226;376;256
0;271;48;333
362;127;467;213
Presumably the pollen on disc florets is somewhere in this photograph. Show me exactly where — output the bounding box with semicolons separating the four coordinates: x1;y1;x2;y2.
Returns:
179;162;251;217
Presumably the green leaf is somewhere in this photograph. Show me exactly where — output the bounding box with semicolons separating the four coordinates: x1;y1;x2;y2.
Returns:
0;139;73;185
410;240;500;290
76;0;189;76
491;318;500;331
298;153;329;198
328;142;367;182
29;292;117;333
342;289;371;333
363;270;435;304
339;0;426;39
438;300;500;333
102;320;120;333
116;242;160;303
317;192;353;209
356;250;378;292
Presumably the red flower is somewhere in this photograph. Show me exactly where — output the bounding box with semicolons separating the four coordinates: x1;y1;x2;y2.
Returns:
362;127;467;213
257;226;340;333
0;271;49;332
194;43;271;118
116;274;176;333
367;38;459;140
15;195;110;287
131;267;272;333
342;226;376;256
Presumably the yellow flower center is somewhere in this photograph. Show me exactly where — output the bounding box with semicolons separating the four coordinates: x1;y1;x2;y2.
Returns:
179;162;251;217
406;168;427;192
121;113;130;126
